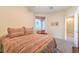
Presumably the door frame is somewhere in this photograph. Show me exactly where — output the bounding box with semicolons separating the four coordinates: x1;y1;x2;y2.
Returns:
65;16;74;41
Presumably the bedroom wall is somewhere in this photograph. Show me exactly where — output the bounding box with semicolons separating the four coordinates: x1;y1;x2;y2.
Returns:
46;11;65;39
33;7;77;40
0;7;34;36
46;7;77;40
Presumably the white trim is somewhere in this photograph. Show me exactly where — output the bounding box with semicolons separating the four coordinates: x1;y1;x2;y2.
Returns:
65;17;67;40
73;13;78;47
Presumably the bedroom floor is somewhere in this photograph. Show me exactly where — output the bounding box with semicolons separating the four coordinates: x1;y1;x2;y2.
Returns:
55;38;73;53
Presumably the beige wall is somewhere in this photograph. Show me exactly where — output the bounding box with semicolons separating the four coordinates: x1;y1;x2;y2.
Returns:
45;7;77;40
34;7;77;40
0;7;34;36
34;12;65;39
46;11;65;39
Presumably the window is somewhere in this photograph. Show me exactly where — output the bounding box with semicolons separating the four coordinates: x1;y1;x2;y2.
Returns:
35;16;45;30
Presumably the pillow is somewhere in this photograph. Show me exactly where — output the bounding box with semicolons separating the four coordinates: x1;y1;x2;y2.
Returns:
24;27;33;35
7;27;25;38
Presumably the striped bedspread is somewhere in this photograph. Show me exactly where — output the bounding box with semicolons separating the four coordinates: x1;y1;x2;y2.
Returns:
2;34;56;53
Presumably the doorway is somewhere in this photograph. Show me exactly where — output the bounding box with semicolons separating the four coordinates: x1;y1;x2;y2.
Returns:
65;16;74;52
66;16;74;42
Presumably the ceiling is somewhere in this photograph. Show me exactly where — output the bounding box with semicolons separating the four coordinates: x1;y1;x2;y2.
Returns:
28;6;71;13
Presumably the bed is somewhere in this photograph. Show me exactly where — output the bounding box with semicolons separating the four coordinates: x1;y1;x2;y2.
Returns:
0;27;57;53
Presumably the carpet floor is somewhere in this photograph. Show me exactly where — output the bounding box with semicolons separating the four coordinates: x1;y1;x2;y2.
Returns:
55;38;73;53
